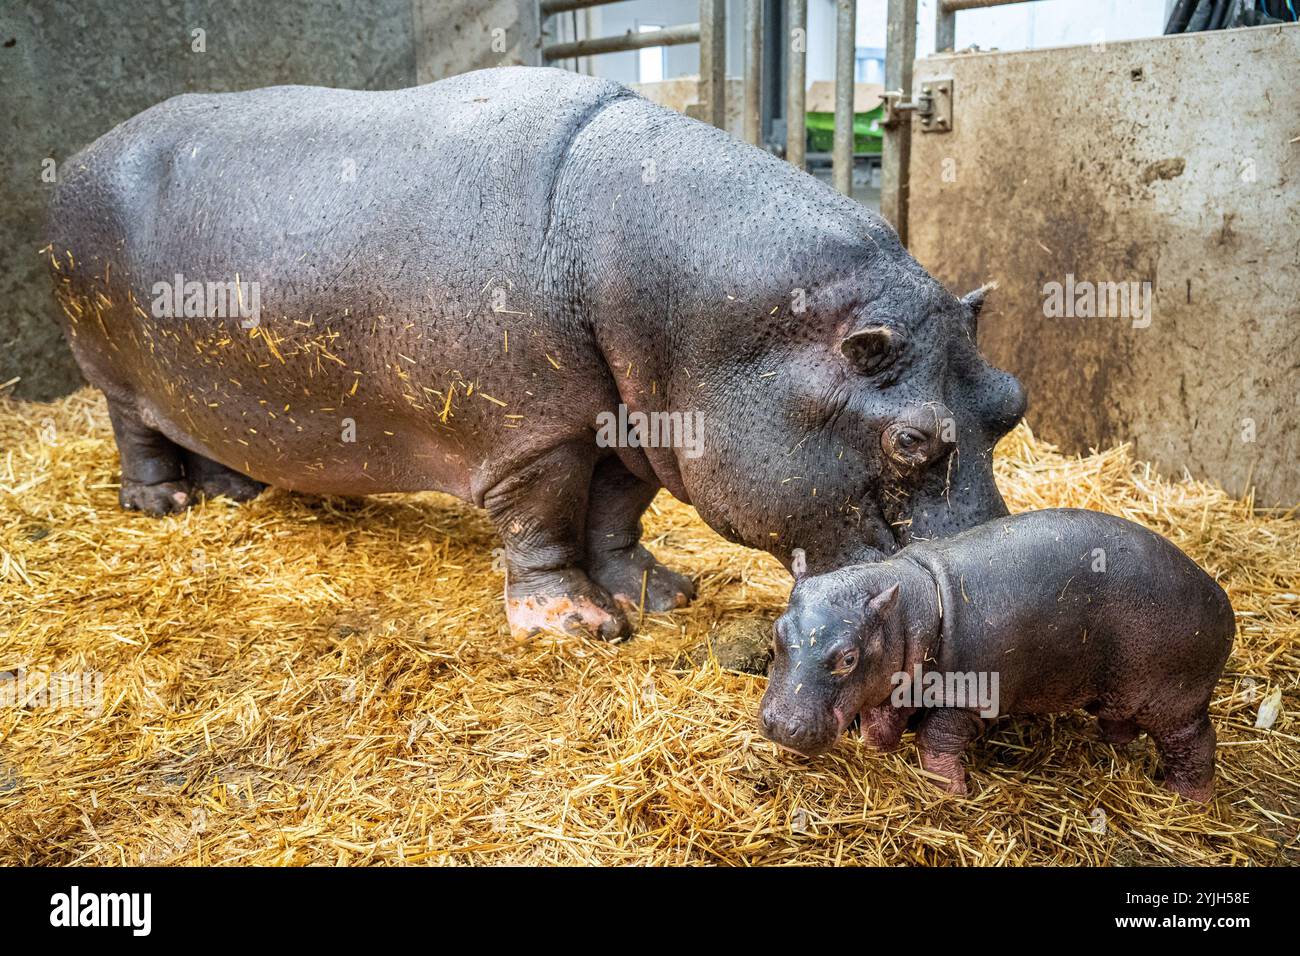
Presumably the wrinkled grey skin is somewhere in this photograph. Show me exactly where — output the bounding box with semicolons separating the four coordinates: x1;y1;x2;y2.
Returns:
761;509;1235;801
45;67;1024;641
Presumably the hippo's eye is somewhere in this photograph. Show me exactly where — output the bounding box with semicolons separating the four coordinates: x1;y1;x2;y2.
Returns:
896;428;923;448
832;649;859;675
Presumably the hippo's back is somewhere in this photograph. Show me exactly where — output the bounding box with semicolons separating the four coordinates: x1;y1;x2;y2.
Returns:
45;69;640;498
907;508;1234;713
49;68;636;285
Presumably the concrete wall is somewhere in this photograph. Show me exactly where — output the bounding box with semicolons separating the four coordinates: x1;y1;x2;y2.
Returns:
1;0;417;400
908;25;1300;506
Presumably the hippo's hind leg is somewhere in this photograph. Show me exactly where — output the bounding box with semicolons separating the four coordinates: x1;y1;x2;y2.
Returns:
486;441;630;642
584;457;696;614
916;708;984;796
106;399;193;516
1147;710;1216;802
1095;716;1141;744
182;450;266;503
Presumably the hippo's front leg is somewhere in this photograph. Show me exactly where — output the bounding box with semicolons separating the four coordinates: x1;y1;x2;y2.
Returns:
584;457;696;614
486;441;630;642
916;709;985;796
860;703;913;751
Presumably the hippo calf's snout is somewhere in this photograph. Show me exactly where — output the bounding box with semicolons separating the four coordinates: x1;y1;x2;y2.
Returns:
758;700;839;756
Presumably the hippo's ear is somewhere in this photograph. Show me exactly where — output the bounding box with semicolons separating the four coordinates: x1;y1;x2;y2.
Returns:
867;582;900;620
790;548;808;581
959;282;997;336
839;326;897;376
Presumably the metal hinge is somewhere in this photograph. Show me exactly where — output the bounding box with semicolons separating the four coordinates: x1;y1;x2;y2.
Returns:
880;77;953;133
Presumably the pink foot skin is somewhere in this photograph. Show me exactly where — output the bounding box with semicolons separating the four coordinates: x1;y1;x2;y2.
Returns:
505;572;630;642
919;748;969;796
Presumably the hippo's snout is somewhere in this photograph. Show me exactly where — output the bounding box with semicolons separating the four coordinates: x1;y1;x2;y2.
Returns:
759;699;838;757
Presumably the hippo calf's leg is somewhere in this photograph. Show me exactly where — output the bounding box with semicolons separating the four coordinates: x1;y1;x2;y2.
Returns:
1148;711;1217;802
861;703;911;751
486;441;630;642
916;709;985;796
584;457;695;614
183;450;267;503
106;400;193;516
1096;716;1141;744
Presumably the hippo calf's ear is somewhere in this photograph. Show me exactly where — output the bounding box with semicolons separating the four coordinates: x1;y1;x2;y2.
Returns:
959;282;997;336
839;326;898;376
867;582;901;619
790;548;808;580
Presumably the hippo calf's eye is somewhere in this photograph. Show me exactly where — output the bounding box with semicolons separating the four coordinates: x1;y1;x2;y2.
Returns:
832;649;858;675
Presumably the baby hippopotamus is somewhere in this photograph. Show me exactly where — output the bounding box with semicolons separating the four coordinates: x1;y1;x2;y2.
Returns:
759;508;1235;800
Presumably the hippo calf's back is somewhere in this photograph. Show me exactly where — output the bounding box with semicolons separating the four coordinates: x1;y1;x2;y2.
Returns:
910;508;1235;716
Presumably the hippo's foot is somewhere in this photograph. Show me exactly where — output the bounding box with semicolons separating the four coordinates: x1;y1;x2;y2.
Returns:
184;451;266;503
119;478;194;516
860;704;909;751
1095;717;1141;745
506;568;631;642
1151;713;1216;804
915;709;982;796
918;748;969;796
587;544;696;614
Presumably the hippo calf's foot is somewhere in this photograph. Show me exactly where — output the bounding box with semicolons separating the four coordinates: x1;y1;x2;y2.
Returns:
918;748;970;796
506;568;631;642
1095;717;1141;745
916;709;985;796
587;544;696;614
183;451;267;503
1151;712;1217;803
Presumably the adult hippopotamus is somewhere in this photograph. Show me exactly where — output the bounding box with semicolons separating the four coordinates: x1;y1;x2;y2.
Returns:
45;67;1025;640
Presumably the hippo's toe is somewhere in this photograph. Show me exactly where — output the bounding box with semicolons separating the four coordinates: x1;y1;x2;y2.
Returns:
506;569;632;642
119;479;194;516
588;545;696;614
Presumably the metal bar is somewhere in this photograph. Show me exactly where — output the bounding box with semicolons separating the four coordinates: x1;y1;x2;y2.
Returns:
699;0;727;130
832;0;856;195
744;0;763;145
785;0;807;169
942;0;1046;11
936;3;956;52
542;23;699;61
540;0;628;15
880;0;916;243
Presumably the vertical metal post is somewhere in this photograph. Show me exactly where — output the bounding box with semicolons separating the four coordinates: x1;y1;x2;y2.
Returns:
700;0;727;129
744;0;763;146
786;0;807;168
936;0;956;53
832;0;856;195
881;0;916;243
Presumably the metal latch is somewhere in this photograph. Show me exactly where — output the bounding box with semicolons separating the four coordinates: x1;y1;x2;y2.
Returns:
880;77;953;133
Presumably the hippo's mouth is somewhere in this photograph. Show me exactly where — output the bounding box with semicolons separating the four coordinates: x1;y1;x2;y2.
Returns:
771;707;857;759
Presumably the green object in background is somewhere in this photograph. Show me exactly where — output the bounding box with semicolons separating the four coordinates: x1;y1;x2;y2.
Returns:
805;106;883;155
